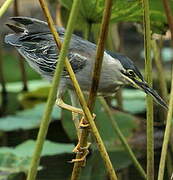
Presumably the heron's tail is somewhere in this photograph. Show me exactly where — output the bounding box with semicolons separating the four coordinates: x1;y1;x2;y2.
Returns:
5;17;50;46
6;17;49;34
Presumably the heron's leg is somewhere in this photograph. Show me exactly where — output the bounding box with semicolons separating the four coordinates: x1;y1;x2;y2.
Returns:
56;85;84;115
69;90;81;138
56;88;95;122
56;98;84;115
56;95;93;128
56;88;94;163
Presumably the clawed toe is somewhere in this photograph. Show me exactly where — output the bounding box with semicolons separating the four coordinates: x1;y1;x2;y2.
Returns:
79;113;96;129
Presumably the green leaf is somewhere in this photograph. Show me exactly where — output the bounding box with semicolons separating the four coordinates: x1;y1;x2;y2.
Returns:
0;92;20;115
95;99;138;145
0;140;74;175
122;89;146;113
0;80;49;93
0;140;74;157
0;153;31;174
0;103;61;131
122;89;146;99
1;54;40;83
112;89;146;114
18;86;50;108
123;99;146;114
60;0;172;34
162;47;173;62
81;149;133;180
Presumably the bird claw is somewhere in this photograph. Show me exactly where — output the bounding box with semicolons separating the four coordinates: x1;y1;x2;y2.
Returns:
70;142;91;166
79;114;96;129
73;142;91;153
79;120;90;128
70;150;89;164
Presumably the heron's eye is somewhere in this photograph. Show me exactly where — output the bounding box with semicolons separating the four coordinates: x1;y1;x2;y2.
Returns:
127;69;135;76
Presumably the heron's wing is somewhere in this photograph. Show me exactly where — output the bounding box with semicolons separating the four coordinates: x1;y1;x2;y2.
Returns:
19;37;58;74
19;37;87;76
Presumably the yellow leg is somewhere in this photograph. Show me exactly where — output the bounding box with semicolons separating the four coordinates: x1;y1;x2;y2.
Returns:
56;98;84;115
56;98;96;129
56;98;83;138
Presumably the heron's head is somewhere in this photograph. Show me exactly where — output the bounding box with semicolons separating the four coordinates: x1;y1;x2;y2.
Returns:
108;51;168;109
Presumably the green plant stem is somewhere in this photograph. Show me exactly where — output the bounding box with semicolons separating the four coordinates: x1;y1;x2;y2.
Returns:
26;0;81;179
55;2;63;27
71;1;117;180
151;40;168;102
0;41;6;94
88;0;113;109
0;0;14;17
106;25;115;51
166;150;173;179
152;40;167;121
110;24;123;109
13;0;28;91
54;4;81;137
142;0;154;179
70;20;91;179
84;22;92;41
99;97;147;179
157;0;173;179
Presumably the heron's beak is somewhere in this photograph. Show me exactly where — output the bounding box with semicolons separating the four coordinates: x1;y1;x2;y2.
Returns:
122;73;168;109
133;79;168;110
121;71;168;110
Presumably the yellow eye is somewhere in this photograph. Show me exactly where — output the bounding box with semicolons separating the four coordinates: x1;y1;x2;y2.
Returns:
127;69;135;76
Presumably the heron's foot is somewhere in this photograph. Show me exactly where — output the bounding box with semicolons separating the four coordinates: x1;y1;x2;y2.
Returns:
79;114;96;129
70;142;91;166
73;142;91;153
79;118;90;128
70;150;89;165
56;98;84;115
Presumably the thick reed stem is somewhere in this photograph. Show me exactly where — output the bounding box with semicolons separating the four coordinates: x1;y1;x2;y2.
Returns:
142;0;154;179
13;0;28;91
0;41;7;95
152;40;168;121
0;0;14;17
